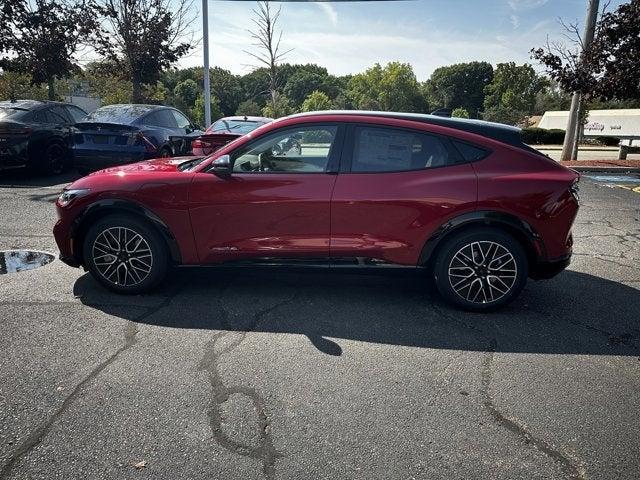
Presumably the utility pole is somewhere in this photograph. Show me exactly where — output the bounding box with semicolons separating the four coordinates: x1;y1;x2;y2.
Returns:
560;0;599;161
202;0;211;128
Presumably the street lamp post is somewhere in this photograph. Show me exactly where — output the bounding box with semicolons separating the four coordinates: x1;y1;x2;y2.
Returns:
202;0;211;128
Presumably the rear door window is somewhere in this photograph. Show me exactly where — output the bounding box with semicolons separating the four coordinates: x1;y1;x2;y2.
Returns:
452;140;489;161
145;109;178;128
65;105;87;122
49;106;71;124
171;110;191;129
350;126;452;172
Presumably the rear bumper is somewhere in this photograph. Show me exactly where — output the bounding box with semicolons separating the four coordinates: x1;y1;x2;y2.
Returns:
530;254;571;279
73;146;150;171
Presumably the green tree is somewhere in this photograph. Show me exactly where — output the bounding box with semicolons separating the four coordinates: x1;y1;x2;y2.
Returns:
173;79;199;111
193;93;222;126
451;107;470;118
261;93;293;118
235;99;262;116
0;0;95;100
423;61;493;117
302;91;333;112
91;0;194;103
0;72;48;101
347;62;423;112
483;62;547;125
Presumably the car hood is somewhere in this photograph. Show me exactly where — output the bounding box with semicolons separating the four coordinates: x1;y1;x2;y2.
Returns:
67;156;202;190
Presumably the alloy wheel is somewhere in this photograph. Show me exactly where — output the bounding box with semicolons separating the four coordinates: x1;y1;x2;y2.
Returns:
47;144;65;174
92;226;153;287
447;241;517;304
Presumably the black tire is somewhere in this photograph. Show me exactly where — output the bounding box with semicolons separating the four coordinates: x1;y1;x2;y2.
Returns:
41;142;68;175
158;146;172;158
433;228;528;311
83;214;169;294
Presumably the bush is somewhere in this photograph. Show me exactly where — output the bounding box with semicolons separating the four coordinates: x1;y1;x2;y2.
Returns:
452;107;470;118
521;127;565;145
594;136;621;146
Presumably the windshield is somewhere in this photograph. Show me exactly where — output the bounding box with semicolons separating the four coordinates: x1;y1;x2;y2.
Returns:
85;105;154;124
209;119;265;135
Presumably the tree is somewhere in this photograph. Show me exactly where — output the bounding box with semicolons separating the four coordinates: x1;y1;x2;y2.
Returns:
193;93;222;126
451;107;470;118
285;70;327;108
534;79;572;114
302;91;333;112
532;0;640;102
261;94;293;118
423;61;493;117
483;62;547;125
235;99;262;116
0;0;95;100
347;62;423;112
91;0;195;103
245;1;292;117
173;79;199;112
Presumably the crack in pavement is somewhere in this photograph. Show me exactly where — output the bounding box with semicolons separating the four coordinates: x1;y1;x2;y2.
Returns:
198;290;299;480
0;288;181;479
481;340;587;480
429;301;587;479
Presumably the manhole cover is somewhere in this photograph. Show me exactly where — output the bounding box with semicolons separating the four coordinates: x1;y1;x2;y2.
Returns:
0;250;55;275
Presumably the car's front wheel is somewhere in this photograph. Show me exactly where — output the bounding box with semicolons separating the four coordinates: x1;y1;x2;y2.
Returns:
83;214;168;293
433;228;528;311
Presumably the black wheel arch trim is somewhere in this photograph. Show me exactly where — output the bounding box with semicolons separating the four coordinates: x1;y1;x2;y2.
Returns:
419;210;546;266
70;199;182;265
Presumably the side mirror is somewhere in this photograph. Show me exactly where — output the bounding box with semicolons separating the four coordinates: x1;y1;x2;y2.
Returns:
210;154;232;177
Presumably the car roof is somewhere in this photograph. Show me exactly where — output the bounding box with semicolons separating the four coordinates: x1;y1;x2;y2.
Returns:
85;104;168;124
287;110;523;148
0;99;75;111
215;116;273;123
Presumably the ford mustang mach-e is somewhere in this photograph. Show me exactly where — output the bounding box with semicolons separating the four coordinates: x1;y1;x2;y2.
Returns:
54;111;579;310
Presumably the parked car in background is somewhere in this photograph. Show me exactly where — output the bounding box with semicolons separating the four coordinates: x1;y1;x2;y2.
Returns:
191;116;272;155
73;104;202;174
0;100;87;175
54;111;580;311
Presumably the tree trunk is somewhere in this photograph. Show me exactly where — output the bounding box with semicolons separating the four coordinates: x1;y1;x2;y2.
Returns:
132;77;143;103
48;77;55;101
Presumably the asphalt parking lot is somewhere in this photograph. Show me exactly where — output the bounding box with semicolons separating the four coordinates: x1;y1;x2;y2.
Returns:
0;171;639;480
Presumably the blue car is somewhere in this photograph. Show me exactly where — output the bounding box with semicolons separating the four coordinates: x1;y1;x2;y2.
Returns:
73;104;203;173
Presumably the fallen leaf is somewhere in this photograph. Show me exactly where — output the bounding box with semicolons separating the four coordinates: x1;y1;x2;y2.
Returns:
133;461;147;470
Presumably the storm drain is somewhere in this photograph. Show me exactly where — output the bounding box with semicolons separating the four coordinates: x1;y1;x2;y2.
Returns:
0;250;55;275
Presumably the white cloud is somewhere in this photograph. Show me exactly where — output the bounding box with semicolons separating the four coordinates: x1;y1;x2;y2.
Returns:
315;3;338;27
510;14;520;28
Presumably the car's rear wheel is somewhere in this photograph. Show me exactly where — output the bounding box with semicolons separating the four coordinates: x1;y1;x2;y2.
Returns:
42;142;67;175
433;228;528;311
83;214;168;293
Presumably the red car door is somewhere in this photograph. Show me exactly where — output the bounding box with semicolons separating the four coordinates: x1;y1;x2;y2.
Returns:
330;123;478;266
189;124;344;263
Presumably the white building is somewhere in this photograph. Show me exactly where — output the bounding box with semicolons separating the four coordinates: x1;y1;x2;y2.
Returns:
538;109;640;147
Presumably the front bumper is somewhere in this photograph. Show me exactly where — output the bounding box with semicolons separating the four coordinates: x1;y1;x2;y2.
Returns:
530;254;571;280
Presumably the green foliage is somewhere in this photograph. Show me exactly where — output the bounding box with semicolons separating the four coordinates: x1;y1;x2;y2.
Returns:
594;136;621;147
173;79;199;111
347;62;424;112
193;93;222;126
451;107;470;118
302;91;333;112
91;0;193;102
534;79;572;114
0;72;49;101
423;61;493;117
262;94;294;118
235;100;262;116
521;127;565;145
483;62;547;125
0;0;95;99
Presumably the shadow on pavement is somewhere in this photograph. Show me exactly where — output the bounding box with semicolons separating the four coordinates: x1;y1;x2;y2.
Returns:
0;170;80;188
74;268;640;357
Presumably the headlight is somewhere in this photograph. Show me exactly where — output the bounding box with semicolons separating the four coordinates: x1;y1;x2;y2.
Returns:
57;189;90;207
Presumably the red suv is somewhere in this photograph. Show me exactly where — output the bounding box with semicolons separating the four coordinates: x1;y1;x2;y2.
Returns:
54;111;579;310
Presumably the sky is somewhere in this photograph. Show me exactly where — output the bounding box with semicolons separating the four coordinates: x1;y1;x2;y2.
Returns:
179;0;626;81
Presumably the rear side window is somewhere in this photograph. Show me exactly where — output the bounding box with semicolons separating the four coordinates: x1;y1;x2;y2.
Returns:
145;109;178;128
66;105;87;122
452;140;488;161
351;126;451;173
49;106;70;123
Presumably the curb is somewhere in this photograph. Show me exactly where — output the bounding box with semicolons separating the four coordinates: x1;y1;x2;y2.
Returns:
570;166;640;173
